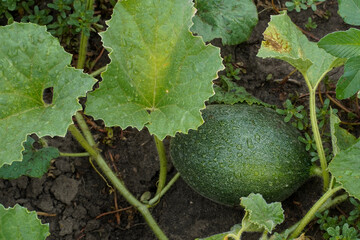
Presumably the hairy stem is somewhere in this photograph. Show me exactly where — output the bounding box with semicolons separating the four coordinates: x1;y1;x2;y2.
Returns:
309;87;329;191
76;0;94;69
154;136;167;196
289;186;343;239
68;124;168;239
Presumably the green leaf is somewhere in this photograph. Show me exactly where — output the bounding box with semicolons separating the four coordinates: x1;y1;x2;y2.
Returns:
240;193;284;233
336;56;360;99
257;12;343;89
196;224;242;240
318;29;360;99
208;78;274;108
330;109;357;156
0;23;95;167
318;28;360;59
0;136;59;179
0;204;49;240
338;0;360;26
329;140;360;200
85;0;223;140
191;0;258;45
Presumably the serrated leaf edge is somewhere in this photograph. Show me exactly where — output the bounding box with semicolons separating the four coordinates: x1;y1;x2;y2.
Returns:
241;193;284;233
0;203;50;238
91;1;223;139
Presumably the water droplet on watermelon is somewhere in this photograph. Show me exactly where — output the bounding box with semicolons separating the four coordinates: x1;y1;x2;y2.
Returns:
255;133;261;143
246;138;254;149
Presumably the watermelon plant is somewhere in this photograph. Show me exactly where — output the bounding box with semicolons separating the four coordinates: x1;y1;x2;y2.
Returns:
1;0;358;239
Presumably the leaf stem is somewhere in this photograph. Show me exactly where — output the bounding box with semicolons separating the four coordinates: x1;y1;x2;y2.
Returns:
90;66;107;77
77;31;88;69
289;186;343;239
309;87;329;191
68;123;168;239
75;112;95;146
59;152;90;157
148;172;180;206
76;0;94;69
278;193;347;239
154;136;167;196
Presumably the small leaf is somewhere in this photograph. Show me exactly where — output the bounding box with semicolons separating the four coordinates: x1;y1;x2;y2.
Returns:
330;109;357;156
257;12;344;89
318;28;360;59
0;204;49;240
0;23;95;167
338;0;360;26
336;56;360;99
240;193;284;233
0;136;60;179
329;140;360;200
85;0;223;140
208;78;274;108
196;224;242;240
191;0;258;45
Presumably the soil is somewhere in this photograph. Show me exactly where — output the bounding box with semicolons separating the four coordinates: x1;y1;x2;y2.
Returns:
0;1;357;240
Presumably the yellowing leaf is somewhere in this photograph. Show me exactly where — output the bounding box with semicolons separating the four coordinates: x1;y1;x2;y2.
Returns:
257;12;344;89
86;0;223;140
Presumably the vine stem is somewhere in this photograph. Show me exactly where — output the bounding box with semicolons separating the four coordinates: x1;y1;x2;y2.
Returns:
76;0;94;69
289;186;343;239
154;136;167;196
68;121;168;239
148;173;180;206
275;193;348;239
306;79;330;191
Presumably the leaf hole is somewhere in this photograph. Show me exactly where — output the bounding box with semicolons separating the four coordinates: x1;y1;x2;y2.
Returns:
42;87;54;105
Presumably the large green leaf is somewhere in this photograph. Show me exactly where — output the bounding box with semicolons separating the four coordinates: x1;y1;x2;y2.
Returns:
257;12;343;89
240;193;284;233
329;140;360;200
191;0;258;45
0;136;59;179
338;0;360;25
85;0;223;140
0;204;49;240
318;28;360;59
0;23;95;167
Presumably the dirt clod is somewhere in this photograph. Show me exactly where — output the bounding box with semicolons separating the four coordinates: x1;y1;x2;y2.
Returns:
50;175;80;205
